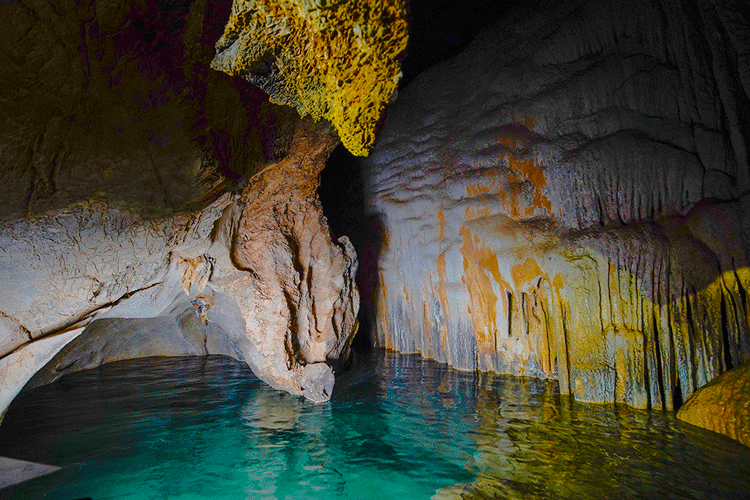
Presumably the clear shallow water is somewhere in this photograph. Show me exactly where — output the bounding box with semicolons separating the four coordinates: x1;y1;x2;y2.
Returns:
0;353;749;500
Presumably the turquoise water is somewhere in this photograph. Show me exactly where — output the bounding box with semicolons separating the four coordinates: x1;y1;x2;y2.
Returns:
1;353;749;500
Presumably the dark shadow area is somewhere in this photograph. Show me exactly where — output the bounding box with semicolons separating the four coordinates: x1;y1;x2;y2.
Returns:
319;145;384;359
400;0;522;87
0;0;297;216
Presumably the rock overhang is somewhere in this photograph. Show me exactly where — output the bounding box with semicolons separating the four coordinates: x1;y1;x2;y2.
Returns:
0;0;387;414
210;0;409;157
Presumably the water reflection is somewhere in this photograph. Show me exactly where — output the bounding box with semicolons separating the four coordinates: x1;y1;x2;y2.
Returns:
432;370;750;500
0;353;748;500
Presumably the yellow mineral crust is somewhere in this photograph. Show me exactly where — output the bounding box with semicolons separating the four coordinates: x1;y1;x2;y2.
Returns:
677;362;750;447
212;0;408;156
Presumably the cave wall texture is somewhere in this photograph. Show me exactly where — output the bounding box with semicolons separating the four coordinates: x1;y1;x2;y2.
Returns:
1;0;750;450
0;0;300;217
364;0;750;410
211;0;408;156
0;116;360;416
0;0;364;418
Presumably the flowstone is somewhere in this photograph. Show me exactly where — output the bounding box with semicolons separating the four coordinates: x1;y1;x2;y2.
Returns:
364;0;750;409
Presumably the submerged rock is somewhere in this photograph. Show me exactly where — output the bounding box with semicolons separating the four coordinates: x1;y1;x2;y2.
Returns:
364;0;750;408
677;362;750;447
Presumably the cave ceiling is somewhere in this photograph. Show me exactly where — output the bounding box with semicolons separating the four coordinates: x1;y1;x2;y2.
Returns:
0;0;521;220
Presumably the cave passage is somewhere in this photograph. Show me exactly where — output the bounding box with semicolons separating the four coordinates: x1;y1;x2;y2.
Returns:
319;144;383;357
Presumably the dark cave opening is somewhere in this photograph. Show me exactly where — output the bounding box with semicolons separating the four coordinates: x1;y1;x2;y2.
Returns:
319;145;381;358
318;0;518;360
399;0;522;88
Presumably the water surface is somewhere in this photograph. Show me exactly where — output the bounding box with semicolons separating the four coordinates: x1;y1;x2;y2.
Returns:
1;353;749;499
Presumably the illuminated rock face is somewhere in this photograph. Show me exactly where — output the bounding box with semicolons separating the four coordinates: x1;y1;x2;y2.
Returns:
0;0;360;416
0;116;358;417
211;0;408;156
677;362;750;447
365;0;750;409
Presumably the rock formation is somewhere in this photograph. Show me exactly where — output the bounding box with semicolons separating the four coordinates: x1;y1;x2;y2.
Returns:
0;117;359;419
0;0;361;419
677;362;750;447
364;0;750;410
2;0;749;454
211;0;408;156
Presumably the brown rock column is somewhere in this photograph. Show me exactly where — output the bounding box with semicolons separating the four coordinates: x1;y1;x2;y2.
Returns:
215;118;359;402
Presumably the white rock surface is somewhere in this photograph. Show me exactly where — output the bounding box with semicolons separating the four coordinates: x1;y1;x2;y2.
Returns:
0;121;359;418
0;456;60;489
364;0;750;408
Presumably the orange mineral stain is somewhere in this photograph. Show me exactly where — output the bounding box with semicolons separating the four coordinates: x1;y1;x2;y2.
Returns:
459;225;511;348
466;182;492;197
552;272;565;292
437;208;446;240
465;114;552;218
464;206;492;220
511;258;544;290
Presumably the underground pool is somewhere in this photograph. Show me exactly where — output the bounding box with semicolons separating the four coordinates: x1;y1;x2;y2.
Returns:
1;353;749;499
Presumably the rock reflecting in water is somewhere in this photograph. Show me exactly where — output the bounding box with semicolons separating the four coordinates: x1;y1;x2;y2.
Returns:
0;353;749;500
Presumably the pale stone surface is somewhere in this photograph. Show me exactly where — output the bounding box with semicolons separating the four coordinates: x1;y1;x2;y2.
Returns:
677;363;750;447
364;0;750;408
0;456;60;489
0;119;359;417
24;289;242;390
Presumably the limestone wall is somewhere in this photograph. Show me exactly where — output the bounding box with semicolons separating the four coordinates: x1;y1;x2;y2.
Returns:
0;119;359;419
364;0;750;409
0;0;296;218
0;0;361;417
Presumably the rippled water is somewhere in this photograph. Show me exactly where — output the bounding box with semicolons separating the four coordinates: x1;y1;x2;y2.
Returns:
1;353;749;500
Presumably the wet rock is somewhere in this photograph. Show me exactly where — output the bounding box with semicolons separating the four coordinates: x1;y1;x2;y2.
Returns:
214;119;360;402
0;0;361;417
364;0;750;408
24;291;242;390
677;362;750;447
0;329;84;422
